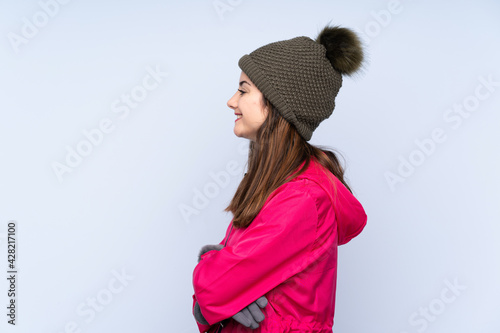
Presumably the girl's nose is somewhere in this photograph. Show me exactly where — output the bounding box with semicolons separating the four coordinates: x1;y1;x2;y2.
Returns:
227;92;238;109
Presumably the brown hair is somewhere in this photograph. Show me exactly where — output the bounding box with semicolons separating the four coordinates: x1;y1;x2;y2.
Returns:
224;97;352;228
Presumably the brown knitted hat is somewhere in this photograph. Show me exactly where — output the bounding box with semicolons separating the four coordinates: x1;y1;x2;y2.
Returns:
238;25;364;141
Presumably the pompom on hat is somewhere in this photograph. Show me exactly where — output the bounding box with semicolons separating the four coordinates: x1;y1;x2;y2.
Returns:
238;25;364;141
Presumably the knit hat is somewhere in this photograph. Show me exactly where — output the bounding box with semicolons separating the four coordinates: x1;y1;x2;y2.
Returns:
238;25;364;141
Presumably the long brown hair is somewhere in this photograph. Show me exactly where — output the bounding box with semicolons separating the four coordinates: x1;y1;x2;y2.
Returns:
224;97;352;228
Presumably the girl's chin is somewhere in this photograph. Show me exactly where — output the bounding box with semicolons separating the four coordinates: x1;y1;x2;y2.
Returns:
233;131;249;140
234;126;256;141
233;129;243;138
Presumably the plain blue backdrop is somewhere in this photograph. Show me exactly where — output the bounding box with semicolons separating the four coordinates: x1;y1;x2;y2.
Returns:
1;0;499;332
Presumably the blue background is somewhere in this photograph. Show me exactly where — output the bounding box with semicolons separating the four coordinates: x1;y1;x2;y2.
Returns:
1;0;499;332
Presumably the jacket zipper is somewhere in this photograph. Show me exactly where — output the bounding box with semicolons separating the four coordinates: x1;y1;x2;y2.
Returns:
224;224;233;247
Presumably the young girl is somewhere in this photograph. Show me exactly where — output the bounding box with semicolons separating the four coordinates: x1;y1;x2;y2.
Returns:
191;24;368;332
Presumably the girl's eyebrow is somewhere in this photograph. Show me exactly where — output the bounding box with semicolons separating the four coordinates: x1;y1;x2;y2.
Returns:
239;81;251;87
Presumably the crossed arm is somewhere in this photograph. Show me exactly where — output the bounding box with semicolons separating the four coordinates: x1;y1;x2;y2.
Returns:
191;186;319;330
193;244;268;329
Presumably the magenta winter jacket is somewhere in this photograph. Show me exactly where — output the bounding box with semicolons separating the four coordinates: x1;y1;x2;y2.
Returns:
192;157;367;332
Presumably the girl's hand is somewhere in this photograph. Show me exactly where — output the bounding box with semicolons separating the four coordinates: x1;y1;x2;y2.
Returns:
232;296;268;329
197;244;224;262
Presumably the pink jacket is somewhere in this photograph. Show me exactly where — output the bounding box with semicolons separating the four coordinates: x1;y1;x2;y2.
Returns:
192;157;367;332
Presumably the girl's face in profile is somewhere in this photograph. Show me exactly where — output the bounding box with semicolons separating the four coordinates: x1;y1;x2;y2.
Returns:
227;71;268;142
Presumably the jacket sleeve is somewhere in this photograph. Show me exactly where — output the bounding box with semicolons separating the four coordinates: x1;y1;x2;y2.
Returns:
191;222;234;332
192;294;215;333
192;182;319;325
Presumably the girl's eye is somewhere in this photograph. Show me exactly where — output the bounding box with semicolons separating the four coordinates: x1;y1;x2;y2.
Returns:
238;89;245;95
